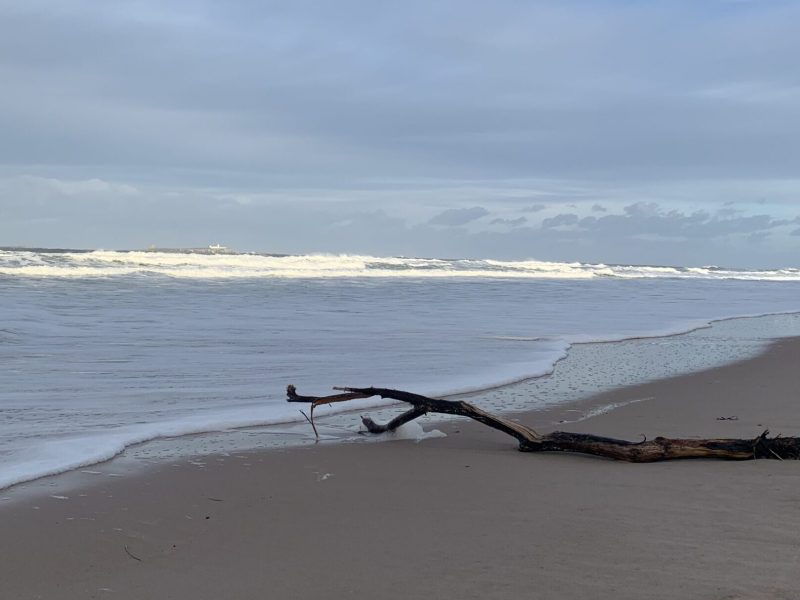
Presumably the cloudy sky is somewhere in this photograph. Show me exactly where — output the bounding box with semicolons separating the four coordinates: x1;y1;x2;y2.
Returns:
2;0;799;267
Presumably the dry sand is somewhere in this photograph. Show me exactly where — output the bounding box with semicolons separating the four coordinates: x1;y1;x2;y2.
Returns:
2;338;800;599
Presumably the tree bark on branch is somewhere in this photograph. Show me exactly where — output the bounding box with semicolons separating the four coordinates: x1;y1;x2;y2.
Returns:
286;385;800;462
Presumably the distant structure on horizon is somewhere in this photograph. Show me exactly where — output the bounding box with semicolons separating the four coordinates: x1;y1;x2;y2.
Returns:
144;244;237;255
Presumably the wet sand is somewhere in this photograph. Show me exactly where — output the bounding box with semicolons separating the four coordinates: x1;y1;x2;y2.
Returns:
2;338;800;599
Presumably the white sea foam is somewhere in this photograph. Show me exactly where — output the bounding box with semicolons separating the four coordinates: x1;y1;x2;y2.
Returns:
388;421;447;442
0;401;398;490
2;249;800;280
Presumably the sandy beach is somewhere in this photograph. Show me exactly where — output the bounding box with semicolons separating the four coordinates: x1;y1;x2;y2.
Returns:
3;337;800;600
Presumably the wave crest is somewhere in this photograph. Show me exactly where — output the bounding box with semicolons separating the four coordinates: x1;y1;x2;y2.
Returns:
1;249;799;281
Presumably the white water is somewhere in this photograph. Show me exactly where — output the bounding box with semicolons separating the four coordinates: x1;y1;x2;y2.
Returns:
1;248;800;490
3;249;800;280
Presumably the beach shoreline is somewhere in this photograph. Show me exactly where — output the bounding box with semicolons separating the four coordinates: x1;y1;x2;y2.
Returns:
5;249;800;496
2;309;792;502
2;337;800;599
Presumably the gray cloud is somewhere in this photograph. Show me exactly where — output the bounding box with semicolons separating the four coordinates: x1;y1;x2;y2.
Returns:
591;203;607;212
716;207;744;218
542;213;580;228
575;202;790;240
490;216;527;227
428;206;489;227
522;204;547;213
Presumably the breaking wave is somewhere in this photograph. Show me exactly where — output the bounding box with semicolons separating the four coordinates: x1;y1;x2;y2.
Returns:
1;249;799;281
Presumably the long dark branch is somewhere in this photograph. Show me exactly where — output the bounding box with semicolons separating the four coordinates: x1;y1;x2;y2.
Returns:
286;385;800;461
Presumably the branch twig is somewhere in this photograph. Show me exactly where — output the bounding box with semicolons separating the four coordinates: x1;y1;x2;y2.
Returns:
124;545;142;562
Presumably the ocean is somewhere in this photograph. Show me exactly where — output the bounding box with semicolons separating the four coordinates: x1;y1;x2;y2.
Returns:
2;248;800;490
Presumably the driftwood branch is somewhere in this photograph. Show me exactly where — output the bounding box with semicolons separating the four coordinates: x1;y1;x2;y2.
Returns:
286;385;800;462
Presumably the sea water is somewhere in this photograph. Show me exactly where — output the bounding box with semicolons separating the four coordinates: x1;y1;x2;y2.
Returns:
2;248;800;489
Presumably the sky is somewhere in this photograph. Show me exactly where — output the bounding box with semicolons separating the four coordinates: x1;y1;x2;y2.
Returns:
1;0;800;267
